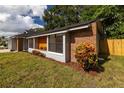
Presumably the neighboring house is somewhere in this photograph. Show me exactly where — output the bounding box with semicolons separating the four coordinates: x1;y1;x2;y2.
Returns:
8;19;103;62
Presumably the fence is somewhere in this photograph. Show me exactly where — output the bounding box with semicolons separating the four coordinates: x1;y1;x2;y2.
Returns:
100;39;124;56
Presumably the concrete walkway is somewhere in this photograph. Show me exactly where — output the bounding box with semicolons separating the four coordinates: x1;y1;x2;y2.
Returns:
0;49;10;53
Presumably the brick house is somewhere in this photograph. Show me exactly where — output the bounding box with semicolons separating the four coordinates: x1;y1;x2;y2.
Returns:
8;19;103;62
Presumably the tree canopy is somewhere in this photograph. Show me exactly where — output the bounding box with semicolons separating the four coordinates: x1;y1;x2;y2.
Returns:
43;5;124;39
43;5;83;30
0;36;7;47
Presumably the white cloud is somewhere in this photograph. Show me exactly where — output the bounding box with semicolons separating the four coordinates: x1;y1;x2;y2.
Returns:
29;6;47;19
0;31;19;37
0;5;47;36
0;13;10;22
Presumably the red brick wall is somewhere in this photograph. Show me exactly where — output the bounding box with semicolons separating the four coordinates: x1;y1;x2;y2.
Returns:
70;22;98;62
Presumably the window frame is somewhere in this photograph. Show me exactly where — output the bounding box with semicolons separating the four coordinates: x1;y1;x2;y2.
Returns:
48;34;63;54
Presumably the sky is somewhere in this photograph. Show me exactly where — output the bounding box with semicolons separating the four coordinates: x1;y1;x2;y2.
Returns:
0;5;52;37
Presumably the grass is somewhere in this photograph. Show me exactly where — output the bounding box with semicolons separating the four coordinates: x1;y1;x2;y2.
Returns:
0;52;124;88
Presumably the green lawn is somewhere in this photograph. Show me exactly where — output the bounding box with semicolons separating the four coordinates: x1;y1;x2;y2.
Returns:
0;52;124;88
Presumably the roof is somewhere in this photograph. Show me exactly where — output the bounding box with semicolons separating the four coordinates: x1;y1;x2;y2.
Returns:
11;19;98;38
10;29;37;38
11;33;26;38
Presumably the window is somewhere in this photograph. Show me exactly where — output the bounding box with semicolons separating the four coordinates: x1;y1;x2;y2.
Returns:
29;38;33;48
48;34;63;53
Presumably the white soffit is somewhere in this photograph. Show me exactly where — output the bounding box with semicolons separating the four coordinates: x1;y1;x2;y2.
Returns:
27;25;90;38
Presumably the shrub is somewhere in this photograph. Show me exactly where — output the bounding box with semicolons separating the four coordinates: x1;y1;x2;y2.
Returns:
32;50;46;57
75;42;99;71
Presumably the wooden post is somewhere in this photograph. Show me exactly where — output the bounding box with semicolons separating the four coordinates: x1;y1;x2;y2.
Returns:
33;38;35;49
47;36;49;51
17;38;19;51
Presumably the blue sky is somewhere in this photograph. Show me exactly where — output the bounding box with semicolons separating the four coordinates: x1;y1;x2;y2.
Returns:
32;16;44;25
0;5;53;36
33;5;53;26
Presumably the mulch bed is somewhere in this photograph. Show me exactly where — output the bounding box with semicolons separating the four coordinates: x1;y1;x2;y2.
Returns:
65;62;98;76
66;62;83;71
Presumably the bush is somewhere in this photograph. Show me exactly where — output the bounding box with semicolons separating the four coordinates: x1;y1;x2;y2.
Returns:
75;42;99;71
32;50;46;57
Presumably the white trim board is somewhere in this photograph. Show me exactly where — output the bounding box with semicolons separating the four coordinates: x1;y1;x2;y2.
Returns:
27;25;90;39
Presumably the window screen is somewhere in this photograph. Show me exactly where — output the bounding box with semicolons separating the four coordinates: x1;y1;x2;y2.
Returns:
29;38;33;48
48;34;63;53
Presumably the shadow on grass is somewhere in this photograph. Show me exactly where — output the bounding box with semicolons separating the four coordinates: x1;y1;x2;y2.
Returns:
96;38;112;73
96;54;111;73
83;54;111;73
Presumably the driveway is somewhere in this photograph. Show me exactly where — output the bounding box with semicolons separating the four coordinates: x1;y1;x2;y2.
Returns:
0;49;10;53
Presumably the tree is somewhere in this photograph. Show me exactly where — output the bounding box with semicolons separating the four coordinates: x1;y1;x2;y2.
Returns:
43;5;124;38
0;36;7;47
43;5;83;30
80;5;124;38
80;6;100;22
25;28;45;34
